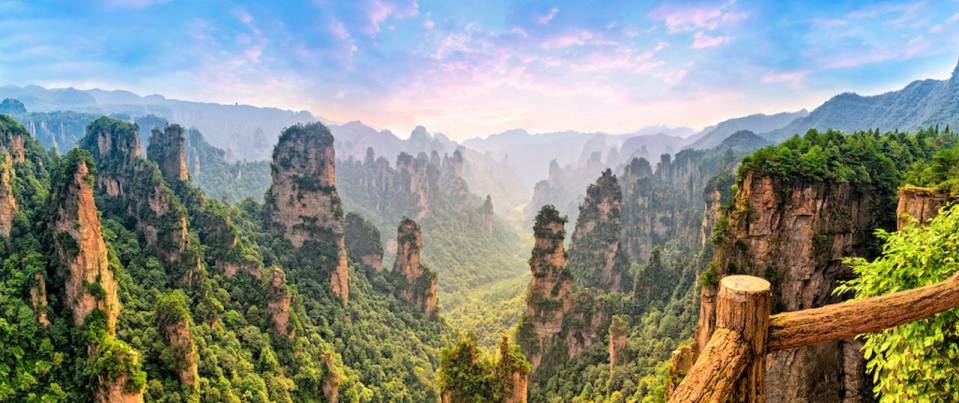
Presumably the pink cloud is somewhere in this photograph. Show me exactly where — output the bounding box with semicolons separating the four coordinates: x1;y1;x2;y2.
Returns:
540;30;594;49
762;70;808;88
692;32;730;49
650;3;749;33
537;8;559;25
365;0;419;34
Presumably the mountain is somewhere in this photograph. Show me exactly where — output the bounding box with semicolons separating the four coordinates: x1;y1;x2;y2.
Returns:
686;110;808;150
0;85;318;160
764;59;959;142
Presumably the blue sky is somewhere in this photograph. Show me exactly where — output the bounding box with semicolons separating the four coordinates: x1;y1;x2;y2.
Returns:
2;0;959;139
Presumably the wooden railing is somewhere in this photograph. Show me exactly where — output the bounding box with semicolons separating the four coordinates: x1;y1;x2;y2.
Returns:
670;273;959;403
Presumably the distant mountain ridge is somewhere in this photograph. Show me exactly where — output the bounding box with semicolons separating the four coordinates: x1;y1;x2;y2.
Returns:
764;59;959;142
687;110;808;150
0;85;318;160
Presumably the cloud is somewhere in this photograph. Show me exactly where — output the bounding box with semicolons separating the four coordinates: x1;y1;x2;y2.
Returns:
692;32;730;49
540;30;595;49
365;0;419;34
762;70;808;88
423;19;434;30
537;7;559;25
650;3;748;33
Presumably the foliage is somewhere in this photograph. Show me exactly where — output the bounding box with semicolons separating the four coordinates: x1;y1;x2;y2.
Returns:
439;334;529;402
903;142;959;195
836;203;959;402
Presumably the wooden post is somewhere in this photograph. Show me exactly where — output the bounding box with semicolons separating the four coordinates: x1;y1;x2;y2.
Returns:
716;275;771;403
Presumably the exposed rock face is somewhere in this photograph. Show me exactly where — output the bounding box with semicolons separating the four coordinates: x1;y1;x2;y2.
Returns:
147;124;190;183
267;268;296;340
568;169;632;292
698;172;886;402
520;205;574;372
896;187;952;229
322;353;341;403
0;154;16;238
0;117;27;163
392;218;438;318
608;315;628;373
498;336;530;403
480;195;495;234
30;272;49;326
266;122;349;304
80;117;203;285
97;373;144;403
344;212;384;272
51;156;120;334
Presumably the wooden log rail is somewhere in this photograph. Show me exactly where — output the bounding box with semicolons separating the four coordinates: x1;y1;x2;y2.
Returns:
670;273;959;403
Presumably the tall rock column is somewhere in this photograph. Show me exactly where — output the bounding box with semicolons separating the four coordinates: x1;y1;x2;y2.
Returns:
518;205;573;372
267;267;296;340
568;169;632;292
51;153;120;333
392;218;438;318
147;124;190;184
0;153;17;238
267;123;349;304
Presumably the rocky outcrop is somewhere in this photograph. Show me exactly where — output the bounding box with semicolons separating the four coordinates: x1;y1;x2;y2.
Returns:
30;271;49;327
497;336;530;403
322;353;341;403
267;268;296;340
0;154;16;238
266;122;349;304
519;205;574;372
344;212;383;272
155;292;199;391
896;186;953;229
51;154;120;333
608;315;628;373
0;115;27;163
79;117;203;285
147;124;190;184
568;169;632;292
697;172;886;402
479;195;494;234
392;218;438;318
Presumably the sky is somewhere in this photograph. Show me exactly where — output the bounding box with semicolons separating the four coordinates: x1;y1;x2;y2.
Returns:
2;0;959;140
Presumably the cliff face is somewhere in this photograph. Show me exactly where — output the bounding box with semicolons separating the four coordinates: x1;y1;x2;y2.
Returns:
344;212;384;272
51;157;120;333
698;172;887;402
520;206;574;372
0;154;16;238
568;169;632;292
147;125;189;183
608;316;628;373
80;118;203;285
392;218;438;318
267;267;296;340
266;122;349;304
896;187;953;229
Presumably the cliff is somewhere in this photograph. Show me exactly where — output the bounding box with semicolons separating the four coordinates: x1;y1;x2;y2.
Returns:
518;205;573;372
344;212;383;272
266;122;349;304
155;291;200;392
568;169;632;292
392;218;438;318
50;152;120;333
697;172;887;402
147;124;189;183
79;117;204;285
267;267;296;340
607;315;628;373
896;186;953;229
0;153;16;238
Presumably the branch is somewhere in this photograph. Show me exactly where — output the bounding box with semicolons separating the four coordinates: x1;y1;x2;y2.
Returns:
768;273;959;351
669;328;750;403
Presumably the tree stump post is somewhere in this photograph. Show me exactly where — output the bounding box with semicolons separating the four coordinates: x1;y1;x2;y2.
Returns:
716;275;771;403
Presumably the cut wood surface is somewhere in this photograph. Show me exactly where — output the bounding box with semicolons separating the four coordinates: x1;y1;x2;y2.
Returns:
716;275;770;402
669;328;750;403
768;272;959;351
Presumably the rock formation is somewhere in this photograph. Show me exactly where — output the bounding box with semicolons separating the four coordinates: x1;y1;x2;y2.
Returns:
697;172;885;402
896;186;953;229
608;315;628;373
519;205;574;372
497;336;530;403
79;117;203;285
155;292;199;391
0;154;16;238
51;153;120;333
568;169;632;292
344;212;383;272
322;353;341;403
266;122;349;304
267;267;296;340
480;195;495;234
392;218;438;318
30;271;49;327
147;124;189;184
